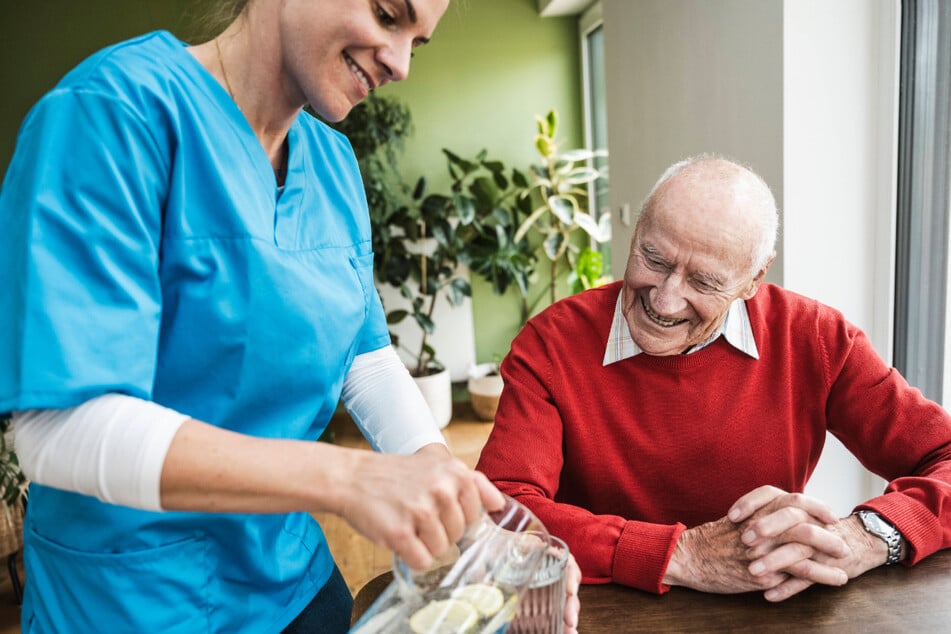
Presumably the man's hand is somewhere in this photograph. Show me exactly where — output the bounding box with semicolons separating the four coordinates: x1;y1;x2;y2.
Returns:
663;486;851;598
663;514;794;594
744;511;891;601
728;485;852;600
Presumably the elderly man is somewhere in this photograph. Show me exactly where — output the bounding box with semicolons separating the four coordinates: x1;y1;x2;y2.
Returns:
476;156;951;602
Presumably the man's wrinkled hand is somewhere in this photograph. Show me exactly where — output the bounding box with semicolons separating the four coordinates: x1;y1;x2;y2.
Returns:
664;486;852;599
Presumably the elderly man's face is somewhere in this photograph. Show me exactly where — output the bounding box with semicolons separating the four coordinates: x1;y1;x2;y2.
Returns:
621;174;766;356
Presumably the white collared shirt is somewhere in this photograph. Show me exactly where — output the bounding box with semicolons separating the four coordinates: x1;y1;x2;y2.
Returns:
603;288;759;365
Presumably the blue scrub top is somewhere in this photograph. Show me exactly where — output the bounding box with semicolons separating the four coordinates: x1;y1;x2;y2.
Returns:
0;31;390;632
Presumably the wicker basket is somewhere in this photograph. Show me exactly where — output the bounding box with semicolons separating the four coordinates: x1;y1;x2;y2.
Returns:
467;363;504;422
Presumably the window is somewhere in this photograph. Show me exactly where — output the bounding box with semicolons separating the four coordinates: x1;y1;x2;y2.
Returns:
894;0;951;404
580;2;611;264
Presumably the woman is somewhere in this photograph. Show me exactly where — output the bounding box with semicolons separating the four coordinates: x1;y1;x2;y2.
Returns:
0;0;530;631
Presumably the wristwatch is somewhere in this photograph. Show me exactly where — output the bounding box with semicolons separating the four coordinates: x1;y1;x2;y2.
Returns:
855;510;904;565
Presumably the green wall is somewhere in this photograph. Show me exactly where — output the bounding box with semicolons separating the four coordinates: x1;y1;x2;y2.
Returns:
1;0;583;367
0;0;203;168
378;0;583;363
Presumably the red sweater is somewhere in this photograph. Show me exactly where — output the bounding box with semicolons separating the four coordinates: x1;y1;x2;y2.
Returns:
476;282;951;593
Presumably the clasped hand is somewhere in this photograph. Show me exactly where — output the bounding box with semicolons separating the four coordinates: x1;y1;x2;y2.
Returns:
664;485;887;601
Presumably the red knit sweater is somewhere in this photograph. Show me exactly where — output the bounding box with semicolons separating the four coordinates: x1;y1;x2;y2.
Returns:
476;281;951;594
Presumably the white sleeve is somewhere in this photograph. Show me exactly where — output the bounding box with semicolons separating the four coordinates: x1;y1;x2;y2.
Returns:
341;346;447;454
12;393;189;511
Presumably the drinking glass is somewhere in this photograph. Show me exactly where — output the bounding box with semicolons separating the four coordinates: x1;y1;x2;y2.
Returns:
508;535;570;634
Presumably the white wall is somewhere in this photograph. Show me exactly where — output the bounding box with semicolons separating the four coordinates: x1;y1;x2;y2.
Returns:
602;0;785;284
603;0;900;516
783;0;899;513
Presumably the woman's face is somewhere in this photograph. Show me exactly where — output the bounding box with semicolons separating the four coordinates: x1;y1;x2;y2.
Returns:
279;0;449;122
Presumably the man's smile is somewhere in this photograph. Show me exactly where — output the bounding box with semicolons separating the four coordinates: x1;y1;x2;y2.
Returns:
641;294;687;327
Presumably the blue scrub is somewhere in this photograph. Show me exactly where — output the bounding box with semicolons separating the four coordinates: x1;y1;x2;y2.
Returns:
0;31;390;632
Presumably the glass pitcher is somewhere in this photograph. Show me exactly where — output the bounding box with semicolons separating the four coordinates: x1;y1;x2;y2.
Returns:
349;495;550;633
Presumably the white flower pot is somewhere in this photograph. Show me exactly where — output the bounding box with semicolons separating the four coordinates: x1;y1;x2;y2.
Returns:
467;363;504;422
413;366;453;429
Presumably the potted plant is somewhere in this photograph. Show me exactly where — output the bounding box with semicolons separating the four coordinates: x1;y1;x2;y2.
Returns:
422;149;536;421
429;112;610;420
373;177;472;427
0;414;26;603
327;95;465;427
514;109;611;305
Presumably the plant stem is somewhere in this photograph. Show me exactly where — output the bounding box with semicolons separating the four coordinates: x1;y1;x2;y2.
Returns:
415;219;428;375
416;286;439;376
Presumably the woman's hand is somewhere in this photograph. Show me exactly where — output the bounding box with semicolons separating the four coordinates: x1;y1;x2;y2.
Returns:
334;443;504;570
564;553;581;634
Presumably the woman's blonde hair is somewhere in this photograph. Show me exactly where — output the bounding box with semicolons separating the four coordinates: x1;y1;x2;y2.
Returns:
189;0;249;40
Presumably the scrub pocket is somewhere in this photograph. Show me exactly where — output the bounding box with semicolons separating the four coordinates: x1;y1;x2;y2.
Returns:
23;529;216;633
349;252;377;320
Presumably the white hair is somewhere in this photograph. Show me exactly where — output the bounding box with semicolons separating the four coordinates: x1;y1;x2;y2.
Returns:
637;154;779;274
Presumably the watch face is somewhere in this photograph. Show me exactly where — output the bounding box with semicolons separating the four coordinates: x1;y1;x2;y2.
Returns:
859;511;887;533
861;511;890;534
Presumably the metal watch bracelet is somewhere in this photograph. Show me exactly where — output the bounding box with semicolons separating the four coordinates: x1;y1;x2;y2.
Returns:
855;510;903;566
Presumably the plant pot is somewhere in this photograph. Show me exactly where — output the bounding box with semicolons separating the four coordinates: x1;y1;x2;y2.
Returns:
413;366;453;429
467;363;504;422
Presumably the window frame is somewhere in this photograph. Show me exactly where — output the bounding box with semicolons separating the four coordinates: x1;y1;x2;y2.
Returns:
894;0;951;404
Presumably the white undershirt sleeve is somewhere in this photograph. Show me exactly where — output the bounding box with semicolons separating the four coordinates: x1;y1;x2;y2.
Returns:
12;393;189;511
341;346;447;454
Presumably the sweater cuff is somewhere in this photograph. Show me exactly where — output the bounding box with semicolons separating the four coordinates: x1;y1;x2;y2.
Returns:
855;493;944;565
612;520;686;593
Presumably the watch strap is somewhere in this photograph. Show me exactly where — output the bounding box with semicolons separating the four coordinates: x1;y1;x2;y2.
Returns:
855;510;903;566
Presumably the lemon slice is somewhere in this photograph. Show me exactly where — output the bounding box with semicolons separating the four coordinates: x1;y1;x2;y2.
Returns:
408;598;480;634
450;583;505;617
481;594;519;633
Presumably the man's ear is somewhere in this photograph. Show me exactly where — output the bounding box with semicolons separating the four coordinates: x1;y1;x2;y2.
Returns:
741;253;775;300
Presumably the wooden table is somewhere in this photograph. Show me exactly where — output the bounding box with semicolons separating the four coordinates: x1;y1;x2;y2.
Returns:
353;549;951;631
582;548;951;632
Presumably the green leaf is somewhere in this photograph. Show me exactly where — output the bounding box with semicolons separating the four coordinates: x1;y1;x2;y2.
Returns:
543;233;564;261
470;176;499;208
414;311;436;334
448;278;472;304
492;170;508;190
490;206;512;226
443;148;477;174
560;149;597;163
454;194;476;224
483;160;504;174
512;169;529;189
565;167;601;185
548;195;576;225
412;176;426;200
386;309;409;324
574;211;610;242
575;247;604;281
535;135;554;158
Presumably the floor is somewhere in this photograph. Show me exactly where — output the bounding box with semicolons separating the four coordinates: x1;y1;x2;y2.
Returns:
0;555;22;633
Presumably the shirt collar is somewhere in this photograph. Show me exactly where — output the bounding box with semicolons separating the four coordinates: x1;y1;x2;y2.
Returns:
602;288;759;365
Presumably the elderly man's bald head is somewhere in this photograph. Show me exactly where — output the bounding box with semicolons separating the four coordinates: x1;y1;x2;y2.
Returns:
636;156;779;276
620;156;778;356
